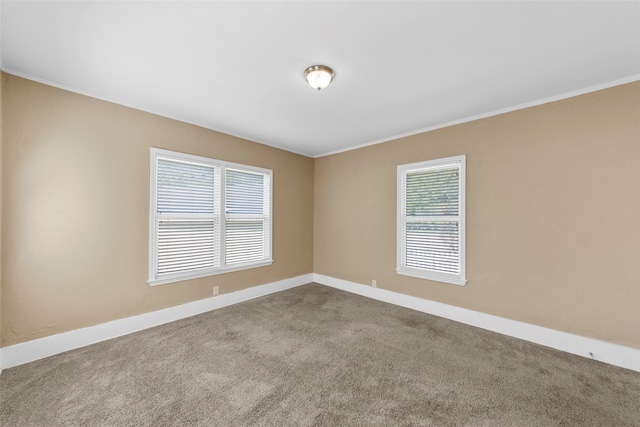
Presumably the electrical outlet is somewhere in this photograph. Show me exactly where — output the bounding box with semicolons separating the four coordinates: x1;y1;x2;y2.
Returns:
213;286;220;296
372;280;377;288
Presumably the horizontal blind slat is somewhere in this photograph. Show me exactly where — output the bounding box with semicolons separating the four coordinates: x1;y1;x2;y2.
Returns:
152;152;272;281
155;157;221;278
225;219;266;266
225;169;270;215
405;167;459;217
404;219;460;274
157;158;217;215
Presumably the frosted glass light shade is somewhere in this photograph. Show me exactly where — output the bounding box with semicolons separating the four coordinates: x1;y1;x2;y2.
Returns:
304;65;334;91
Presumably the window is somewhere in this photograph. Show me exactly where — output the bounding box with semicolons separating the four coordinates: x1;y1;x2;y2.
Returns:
397;155;466;286
149;148;272;285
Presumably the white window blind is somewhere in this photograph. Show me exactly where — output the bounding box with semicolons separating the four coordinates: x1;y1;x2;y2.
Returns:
156;158;220;276
149;148;272;285
225;168;271;266
397;156;466;286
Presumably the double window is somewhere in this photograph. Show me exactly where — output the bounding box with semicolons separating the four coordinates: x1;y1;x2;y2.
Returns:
397;155;466;286
149;148;272;285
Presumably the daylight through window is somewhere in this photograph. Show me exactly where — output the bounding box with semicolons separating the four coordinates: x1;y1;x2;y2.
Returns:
397;155;466;285
149;148;272;285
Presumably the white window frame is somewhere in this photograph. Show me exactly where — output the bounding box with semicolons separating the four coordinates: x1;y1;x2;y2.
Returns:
149;148;272;286
397;155;466;286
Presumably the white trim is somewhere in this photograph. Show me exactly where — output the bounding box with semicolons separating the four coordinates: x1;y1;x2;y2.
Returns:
148;260;274;286
396;269;466;286
2;273;638;373
315;73;640;158
312;273;640;373
0;274;313;370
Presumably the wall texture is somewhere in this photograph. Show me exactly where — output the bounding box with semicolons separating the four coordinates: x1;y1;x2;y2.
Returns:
1;74;314;347
314;82;640;349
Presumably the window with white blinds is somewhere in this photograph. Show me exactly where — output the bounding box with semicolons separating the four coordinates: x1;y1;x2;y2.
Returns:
397;156;466;286
225;169;271;266
149;148;272;285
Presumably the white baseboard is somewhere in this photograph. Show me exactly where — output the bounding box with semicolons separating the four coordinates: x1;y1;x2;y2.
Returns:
313;273;640;372
0;274;313;371
2;272;638;374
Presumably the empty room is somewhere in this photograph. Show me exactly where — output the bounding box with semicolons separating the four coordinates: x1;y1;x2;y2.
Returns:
1;1;639;426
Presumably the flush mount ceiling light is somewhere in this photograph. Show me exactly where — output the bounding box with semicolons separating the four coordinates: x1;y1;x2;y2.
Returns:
304;65;334;91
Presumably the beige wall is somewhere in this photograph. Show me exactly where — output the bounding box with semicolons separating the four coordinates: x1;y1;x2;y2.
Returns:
315;82;640;349
1;74;314;347
2;73;639;351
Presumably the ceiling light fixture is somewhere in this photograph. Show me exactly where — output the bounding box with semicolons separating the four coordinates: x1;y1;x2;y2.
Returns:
304;65;334;91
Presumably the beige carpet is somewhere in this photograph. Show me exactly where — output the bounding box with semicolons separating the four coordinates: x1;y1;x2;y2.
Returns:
1;283;639;426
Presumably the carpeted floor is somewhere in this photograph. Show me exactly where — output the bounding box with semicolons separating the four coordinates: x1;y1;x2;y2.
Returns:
1;283;639;426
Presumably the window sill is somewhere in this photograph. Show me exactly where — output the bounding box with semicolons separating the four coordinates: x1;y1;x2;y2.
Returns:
396;268;467;286
149;260;273;286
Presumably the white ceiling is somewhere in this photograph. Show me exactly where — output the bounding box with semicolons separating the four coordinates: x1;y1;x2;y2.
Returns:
2;1;639;158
